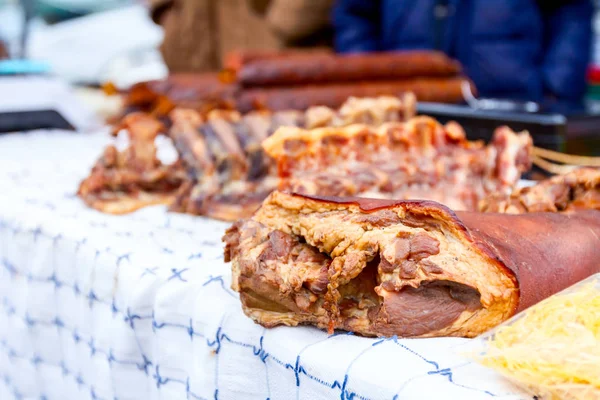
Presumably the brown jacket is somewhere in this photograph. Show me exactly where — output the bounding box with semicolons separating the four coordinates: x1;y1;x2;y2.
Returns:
150;0;334;73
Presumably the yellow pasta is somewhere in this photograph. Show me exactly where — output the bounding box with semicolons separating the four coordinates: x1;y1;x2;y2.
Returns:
475;275;600;400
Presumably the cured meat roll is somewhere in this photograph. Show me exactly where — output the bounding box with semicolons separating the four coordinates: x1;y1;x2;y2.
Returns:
224;191;600;338
236;51;461;87
237;77;470;112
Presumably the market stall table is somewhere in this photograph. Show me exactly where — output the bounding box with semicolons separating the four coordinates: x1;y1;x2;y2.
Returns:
0;130;532;400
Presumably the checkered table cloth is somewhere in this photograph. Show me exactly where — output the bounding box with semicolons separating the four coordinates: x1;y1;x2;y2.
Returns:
0;130;531;400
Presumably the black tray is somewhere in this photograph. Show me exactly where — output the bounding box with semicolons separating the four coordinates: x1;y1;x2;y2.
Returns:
0;110;75;133
417;102;600;156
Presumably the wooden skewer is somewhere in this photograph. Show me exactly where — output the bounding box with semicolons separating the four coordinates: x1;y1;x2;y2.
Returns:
532;155;579;175
532;147;600;167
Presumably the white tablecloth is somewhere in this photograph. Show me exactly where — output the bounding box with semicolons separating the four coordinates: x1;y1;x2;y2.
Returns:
0;131;531;400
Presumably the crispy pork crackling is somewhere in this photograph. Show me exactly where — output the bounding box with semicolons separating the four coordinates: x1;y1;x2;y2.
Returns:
224;191;600;338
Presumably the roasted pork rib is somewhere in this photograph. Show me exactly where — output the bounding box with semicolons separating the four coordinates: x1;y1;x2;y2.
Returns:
263;118;532;211
170;95;417;219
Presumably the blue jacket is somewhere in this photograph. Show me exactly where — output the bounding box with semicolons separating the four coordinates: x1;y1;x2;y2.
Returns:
333;0;593;103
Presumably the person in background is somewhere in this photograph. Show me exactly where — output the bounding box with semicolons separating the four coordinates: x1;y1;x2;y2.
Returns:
0;40;7;59
151;0;334;73
333;0;594;106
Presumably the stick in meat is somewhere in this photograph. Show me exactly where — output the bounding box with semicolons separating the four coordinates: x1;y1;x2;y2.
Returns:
224;191;600;338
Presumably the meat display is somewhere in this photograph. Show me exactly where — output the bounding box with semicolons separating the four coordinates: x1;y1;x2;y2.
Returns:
224;191;600;338
169;95;417;220
263;118;532;211
79;93;534;220
480;167;600;213
78;113;186;214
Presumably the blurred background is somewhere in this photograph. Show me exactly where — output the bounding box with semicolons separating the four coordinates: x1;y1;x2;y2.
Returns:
2;0;600;94
1;0;600;153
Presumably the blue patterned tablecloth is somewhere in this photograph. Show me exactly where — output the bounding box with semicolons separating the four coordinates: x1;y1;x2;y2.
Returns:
0;131;532;400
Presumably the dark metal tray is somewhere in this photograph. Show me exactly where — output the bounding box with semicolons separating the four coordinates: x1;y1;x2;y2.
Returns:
0;110;75;133
417;102;600;156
